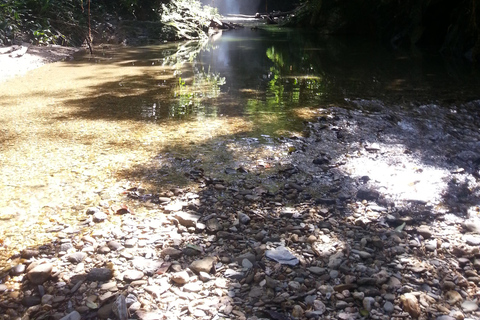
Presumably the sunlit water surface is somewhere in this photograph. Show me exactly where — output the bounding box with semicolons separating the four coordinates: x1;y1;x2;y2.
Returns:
1;27;479;266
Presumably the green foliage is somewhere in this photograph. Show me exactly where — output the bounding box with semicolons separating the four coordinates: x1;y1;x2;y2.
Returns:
0;0;214;45
0;0;83;45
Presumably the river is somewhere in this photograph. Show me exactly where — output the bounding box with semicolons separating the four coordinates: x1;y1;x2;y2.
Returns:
0;26;479;266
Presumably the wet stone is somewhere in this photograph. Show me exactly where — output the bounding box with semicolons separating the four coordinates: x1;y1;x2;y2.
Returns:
11;263;26;276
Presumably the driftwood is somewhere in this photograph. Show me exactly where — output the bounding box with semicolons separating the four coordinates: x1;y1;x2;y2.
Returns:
209;19;244;30
225;10;296;25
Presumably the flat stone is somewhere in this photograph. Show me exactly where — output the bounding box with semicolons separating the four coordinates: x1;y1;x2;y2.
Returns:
356;188;379;201
173;211;200;228
308;267;326;275
183;282;203;292
122;270;144;282
60;311;81;320
190;257;215;274
265;246;299;266
461;300;478;312
463;234;480;246
224;269;245;280
161;247;183;258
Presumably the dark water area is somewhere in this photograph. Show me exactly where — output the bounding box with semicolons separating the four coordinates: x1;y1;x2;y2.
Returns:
194;26;480;108
71;26;480;128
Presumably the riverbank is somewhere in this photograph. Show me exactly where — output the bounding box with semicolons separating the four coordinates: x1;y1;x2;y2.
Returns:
0;44;82;83
1;96;480;319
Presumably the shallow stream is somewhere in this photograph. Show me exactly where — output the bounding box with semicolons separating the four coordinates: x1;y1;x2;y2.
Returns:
0;26;479;265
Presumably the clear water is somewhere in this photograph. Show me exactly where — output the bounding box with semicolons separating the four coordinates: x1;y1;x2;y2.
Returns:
0;26;479;264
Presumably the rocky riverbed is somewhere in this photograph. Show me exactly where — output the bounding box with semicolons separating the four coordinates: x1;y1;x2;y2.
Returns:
1;99;480;320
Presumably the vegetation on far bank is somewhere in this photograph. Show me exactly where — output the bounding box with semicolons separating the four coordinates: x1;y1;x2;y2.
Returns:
1;0;479;61
0;0;219;46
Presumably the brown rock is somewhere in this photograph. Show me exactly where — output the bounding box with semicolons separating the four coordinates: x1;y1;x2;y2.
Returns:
27;263;53;285
400;293;421;318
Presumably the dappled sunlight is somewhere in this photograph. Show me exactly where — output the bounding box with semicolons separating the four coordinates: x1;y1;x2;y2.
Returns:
341;143;452;205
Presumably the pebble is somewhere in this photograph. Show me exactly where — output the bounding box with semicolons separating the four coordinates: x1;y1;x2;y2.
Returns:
87;268;113;282
190;257;215;273
122;270;144;282
27;263;53;285
171;271;190;284
461;300;478;312
3;104;480;320
60;311;81;320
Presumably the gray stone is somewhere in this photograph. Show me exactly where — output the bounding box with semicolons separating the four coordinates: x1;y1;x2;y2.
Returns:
383;301;394;313
27;263;53;285
242;258;253;269
335;301;348;310
161;247;183;258
308;267;326;275
22;296;41;307
461;300;478;312
87;268;113;282
363;297;375;311
107;240;123;251
238;212;251;224
463;219;480;234
356;188;379;201
66;252;87;264
463;234;480;246
60;311;81;320
234;252;256;265
122;270;144;282
97;302;114;319
265;246;299;266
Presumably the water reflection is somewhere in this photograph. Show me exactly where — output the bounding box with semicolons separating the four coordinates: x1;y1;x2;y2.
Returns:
72;27;480;125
